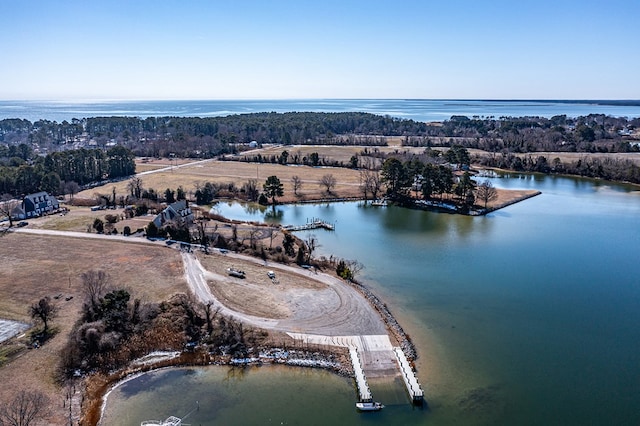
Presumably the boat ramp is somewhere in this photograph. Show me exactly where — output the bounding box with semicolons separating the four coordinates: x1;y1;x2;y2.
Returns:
339;336;424;407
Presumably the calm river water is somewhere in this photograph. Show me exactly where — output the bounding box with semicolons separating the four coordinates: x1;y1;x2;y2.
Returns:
102;174;640;425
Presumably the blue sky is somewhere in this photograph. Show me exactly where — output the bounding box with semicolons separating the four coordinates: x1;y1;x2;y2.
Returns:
1;0;638;100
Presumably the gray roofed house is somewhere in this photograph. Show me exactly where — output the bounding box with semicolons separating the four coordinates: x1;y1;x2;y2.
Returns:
152;200;193;228
12;192;59;220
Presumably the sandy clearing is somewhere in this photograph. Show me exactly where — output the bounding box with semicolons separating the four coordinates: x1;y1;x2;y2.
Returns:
183;251;388;336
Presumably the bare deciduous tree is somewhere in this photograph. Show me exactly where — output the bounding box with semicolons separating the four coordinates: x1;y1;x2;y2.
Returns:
0;390;50;426
202;302;220;335
291;175;303;196
81;270;112;310
359;169;382;201
304;233;320;263
476;179;498;208
0;194;20;227
265;227;276;249
65;181;80;201
319;174;336;195
243;179;259;201
248;227;261;249
347;260;365;280
30;297;57;334
127;176;143;199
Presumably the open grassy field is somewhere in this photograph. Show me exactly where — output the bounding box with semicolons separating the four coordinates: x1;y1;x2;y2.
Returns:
239;144;425;164
467;148;640;166
135;157;195;173
76;149;546;210
79;159;367;203
28;205;154;233
516;151;640;165
0;233;186;424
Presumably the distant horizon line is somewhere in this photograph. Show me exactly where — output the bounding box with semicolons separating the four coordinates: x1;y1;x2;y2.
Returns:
1;98;639;104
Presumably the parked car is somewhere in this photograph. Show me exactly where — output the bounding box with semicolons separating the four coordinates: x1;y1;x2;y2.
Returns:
17;221;28;227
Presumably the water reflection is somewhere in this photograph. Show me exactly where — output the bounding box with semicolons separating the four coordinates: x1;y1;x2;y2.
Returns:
263;208;284;221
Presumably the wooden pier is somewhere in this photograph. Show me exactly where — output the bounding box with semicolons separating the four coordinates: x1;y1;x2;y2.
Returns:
349;348;372;402
393;347;424;403
282;218;335;232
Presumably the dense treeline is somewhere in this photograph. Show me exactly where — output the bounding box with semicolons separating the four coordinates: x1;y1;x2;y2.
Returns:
2;112;639;185
0;112;424;159
474;152;640;183
0;144;135;196
406;114;640;153
2;113;637;156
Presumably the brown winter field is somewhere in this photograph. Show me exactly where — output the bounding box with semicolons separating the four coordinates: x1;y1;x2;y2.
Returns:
79;159;367;203
74;148;543;210
467;149;640;166
518;151;640;165
239;142;425;164
135;157;195;173
78;145;444;204
27;205;153;233
0;233;185;424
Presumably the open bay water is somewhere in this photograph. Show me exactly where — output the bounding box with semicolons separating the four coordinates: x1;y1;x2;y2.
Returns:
1;99;639;123
102;174;640;425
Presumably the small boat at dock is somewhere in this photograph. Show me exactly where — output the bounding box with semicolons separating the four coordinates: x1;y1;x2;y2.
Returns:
355;401;384;411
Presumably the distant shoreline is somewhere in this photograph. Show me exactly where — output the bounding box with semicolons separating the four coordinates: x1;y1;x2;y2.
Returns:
1;98;638;123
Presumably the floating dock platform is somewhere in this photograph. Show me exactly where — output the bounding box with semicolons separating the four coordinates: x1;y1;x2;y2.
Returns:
393;347;424;403
349;347;372;402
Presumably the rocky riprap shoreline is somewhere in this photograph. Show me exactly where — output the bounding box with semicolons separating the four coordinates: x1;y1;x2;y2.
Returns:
227;347;353;376
348;280;418;360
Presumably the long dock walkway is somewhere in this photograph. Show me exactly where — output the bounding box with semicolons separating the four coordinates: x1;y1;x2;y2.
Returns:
349;347;372;402
393;347;424;402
